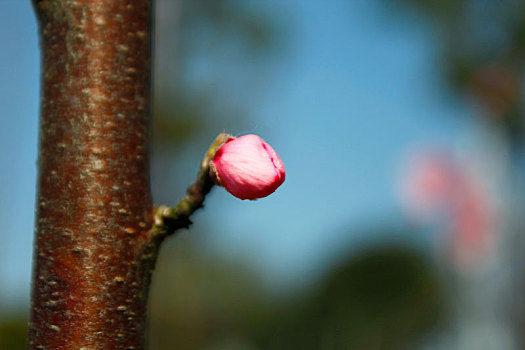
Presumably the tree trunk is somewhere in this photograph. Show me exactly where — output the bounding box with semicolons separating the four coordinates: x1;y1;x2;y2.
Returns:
29;1;155;348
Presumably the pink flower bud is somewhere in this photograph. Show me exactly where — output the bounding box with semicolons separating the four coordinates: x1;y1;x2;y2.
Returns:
210;134;285;200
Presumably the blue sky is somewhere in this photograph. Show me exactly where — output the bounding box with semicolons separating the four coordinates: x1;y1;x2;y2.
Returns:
0;1;39;308
0;0;471;307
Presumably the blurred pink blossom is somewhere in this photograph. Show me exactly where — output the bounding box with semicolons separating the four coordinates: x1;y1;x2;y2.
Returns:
399;150;496;266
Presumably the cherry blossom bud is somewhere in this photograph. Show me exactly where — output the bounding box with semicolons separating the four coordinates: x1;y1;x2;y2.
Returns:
210;134;285;200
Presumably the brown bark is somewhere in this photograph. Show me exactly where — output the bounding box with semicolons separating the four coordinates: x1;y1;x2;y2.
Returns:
29;0;155;348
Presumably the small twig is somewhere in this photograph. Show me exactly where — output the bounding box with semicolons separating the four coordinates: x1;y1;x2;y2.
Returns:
151;133;231;237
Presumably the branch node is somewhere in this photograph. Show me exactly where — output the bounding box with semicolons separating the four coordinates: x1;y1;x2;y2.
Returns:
150;133;231;238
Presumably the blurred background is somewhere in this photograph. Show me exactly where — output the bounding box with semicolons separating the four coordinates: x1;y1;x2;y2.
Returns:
2;0;525;349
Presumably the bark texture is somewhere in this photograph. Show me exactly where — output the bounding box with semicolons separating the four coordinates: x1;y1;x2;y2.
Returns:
29;1;154;348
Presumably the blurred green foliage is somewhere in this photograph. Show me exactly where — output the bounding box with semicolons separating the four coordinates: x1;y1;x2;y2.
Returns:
253;245;444;350
388;0;525;140
0;317;26;350
147;237;444;349
148;237;272;349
